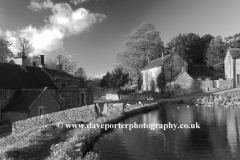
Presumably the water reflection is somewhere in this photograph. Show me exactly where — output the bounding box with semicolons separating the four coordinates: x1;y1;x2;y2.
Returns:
93;103;240;160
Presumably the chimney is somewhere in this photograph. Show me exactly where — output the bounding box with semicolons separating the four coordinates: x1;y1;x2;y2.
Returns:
32;61;37;67
40;55;45;67
14;52;28;67
56;55;63;71
57;64;63;71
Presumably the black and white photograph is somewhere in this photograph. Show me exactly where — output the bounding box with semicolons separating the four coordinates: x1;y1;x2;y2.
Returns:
0;0;240;159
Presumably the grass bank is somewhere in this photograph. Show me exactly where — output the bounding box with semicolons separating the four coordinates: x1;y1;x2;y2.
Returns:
47;102;162;160
0;102;163;160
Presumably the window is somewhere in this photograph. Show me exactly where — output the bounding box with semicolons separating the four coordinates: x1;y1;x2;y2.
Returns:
0;90;7;100
178;85;180;88
60;94;66;99
61;83;67;88
168;62;171;65
38;106;44;116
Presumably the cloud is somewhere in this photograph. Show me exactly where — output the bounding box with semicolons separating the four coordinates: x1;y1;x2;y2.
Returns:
70;0;90;5
94;73;105;78
6;0;106;56
28;0;53;11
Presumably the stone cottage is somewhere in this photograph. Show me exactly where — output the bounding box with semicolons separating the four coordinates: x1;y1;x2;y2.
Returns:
166;70;194;97
141;49;188;92
0;52;93;122
224;48;240;87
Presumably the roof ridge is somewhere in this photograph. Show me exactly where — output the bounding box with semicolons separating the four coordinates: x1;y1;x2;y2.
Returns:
28;87;48;110
149;55;170;62
170;70;185;82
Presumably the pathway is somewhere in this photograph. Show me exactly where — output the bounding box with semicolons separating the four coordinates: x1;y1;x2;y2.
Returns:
94;87;240;104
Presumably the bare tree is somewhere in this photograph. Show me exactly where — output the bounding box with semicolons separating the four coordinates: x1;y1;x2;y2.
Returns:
0;36;13;63
16;37;33;56
46;55;77;74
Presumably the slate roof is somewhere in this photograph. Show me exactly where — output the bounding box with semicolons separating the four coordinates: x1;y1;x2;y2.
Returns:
0;63;57;89
44;68;74;79
142;55;170;71
1;89;45;112
188;65;214;78
229;48;240;59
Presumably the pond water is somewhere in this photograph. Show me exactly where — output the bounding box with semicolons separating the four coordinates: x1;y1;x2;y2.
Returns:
92;103;240;160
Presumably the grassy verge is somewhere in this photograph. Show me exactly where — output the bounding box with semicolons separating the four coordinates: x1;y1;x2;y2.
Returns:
47;102;162;160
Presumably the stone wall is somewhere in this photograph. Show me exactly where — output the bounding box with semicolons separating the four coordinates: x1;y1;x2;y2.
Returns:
106;92;119;100
12;104;96;134
162;78;231;98
106;92;153;101
107;103;123;115
120;93;153;100
12;102;126;134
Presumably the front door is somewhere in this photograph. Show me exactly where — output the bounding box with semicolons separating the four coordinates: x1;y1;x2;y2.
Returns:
237;74;240;86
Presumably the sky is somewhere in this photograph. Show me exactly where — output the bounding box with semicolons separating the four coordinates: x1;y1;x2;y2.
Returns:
1;0;240;78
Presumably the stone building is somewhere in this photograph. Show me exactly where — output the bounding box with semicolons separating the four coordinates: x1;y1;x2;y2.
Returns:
141;49;223;97
224;48;240;87
0;52;93;122
141;49;188;92
166;71;194;97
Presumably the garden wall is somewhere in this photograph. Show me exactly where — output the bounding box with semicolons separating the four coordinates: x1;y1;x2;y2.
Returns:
12;104;96;134
106;92;153;101
193;79;231;93
106;92;119;100
107;103;124;114
120;93;153;100
12;103;126;135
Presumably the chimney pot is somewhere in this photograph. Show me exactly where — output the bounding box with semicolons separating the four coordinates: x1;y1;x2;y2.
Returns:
40;55;45;67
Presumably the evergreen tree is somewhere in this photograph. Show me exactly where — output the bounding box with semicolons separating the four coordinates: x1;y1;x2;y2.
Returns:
100;72;111;88
109;68;129;89
205;36;227;70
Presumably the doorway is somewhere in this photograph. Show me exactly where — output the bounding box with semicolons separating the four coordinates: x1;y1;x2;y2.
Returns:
81;92;85;106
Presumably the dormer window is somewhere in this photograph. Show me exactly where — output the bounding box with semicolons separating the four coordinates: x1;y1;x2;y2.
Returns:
62;83;67;88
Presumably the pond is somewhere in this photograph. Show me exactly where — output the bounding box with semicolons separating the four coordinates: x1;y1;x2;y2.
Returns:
92;103;240;160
